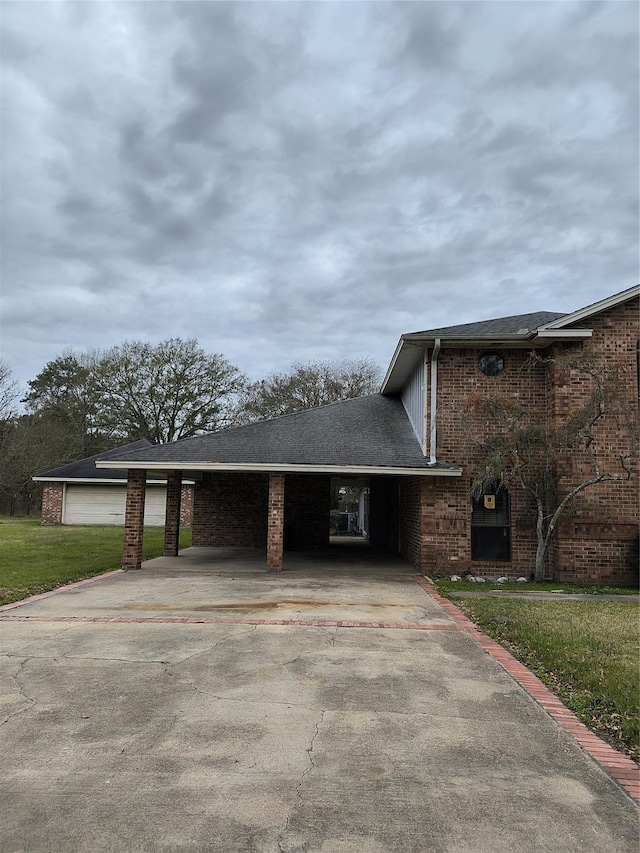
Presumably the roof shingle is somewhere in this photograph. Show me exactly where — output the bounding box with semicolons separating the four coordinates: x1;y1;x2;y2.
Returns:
34;439;156;480
408;311;565;338
102;395;454;471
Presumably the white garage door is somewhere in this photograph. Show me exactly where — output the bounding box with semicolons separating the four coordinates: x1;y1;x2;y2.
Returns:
63;485;167;526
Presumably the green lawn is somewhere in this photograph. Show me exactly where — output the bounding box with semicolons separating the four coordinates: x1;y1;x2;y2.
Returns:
434;578;639;595
0;517;192;606
458;597;640;761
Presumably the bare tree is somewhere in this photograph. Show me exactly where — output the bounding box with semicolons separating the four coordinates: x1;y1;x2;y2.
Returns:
0;360;20;420
462;348;638;581
238;358;381;423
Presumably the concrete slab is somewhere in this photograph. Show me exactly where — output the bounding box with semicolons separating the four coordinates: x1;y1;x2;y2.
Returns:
0;546;637;852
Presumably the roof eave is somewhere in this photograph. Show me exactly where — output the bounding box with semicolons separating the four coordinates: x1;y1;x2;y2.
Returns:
532;329;592;341
380;336;424;395
97;460;462;477
538;285;640;330
32;476;195;484
381;328;596;394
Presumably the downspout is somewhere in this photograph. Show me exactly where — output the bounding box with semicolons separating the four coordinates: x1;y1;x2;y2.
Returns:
428;338;441;466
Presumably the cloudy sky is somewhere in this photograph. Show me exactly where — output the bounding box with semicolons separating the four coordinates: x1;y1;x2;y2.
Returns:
1;1;638;390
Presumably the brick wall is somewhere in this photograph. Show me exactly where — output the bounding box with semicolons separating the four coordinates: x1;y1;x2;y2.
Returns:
417;297;639;583
41;482;63;525
192;472;269;547
399;477;423;569
424;347;546;578
548;298;639;585
191;471;331;551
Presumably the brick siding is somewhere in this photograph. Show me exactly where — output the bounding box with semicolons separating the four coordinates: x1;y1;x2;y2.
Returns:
549;299;639;585
180;483;194;527
399;477;424;569
425;348;546;578
420;297;639;583
191;471;331;553
192;472;269;547
122;469;146;570
163;471;182;557
40;482;64;525
267;473;285;571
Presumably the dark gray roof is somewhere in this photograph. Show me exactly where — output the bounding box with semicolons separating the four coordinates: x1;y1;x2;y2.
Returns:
34;439;159;480
104;395;454;471
408;311;565;338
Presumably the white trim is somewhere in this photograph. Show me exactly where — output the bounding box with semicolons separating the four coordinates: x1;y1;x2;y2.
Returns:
380;338;405;392
428;338;441;466
537;285;639;330
97;460;462;477
422;350;428;455
402;332;533;343
32;476;195;485
533;329;592;340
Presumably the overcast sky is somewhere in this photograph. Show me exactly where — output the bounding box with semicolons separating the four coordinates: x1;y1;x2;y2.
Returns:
1;1;638;390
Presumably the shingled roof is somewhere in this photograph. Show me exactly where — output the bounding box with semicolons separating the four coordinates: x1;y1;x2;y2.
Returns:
407;311;565;338
33;439;161;482
98;395;459;476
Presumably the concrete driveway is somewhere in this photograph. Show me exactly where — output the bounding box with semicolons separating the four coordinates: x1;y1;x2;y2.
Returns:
1;546;637;852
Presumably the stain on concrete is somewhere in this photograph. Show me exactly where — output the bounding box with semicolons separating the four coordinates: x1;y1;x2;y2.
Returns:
89;600;406;612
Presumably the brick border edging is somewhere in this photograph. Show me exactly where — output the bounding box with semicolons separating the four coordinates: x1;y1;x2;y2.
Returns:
0;570;123;612
416;578;640;804
0;614;460;631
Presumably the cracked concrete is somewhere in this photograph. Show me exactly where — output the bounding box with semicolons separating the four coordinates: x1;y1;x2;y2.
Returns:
0;548;638;852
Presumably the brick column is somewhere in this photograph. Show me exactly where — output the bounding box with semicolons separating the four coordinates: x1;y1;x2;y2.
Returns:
122;469;146;571
163;471;182;557
266;473;285;571
41;482;64;525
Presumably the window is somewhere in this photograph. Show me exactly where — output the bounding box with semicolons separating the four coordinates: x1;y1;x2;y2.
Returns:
471;486;511;562
478;352;504;376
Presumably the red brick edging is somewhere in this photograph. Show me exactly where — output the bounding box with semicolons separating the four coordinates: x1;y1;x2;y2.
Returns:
416;578;640;804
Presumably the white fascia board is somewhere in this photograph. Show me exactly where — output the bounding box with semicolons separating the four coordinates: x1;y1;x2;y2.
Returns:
538;285;640;330
32;476;195;485
97;460;462;477
33;476;137;484
533;329;593;340
381;340;427;395
380;337;407;393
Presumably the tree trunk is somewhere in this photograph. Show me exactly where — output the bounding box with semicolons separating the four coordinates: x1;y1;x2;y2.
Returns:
534;498;547;582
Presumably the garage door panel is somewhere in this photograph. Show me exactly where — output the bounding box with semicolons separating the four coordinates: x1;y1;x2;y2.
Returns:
64;485;167;526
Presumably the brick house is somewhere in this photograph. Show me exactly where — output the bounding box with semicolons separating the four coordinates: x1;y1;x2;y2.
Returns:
33;440;194;527
99;285;639;585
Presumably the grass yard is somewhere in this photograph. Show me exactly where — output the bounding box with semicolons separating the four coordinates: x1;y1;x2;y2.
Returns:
0;517;192;606
458;597;640;761
434;578;638;595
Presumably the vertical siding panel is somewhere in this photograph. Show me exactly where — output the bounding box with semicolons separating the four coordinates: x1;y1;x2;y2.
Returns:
401;354;426;453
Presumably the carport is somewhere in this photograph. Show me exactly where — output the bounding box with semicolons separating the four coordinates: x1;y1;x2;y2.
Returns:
96;395;461;573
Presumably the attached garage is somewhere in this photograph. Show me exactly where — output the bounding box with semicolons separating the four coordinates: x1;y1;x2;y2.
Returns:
33;439;194;527
62;483;168;526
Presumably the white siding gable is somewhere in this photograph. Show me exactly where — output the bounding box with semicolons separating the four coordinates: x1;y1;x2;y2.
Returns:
401;354;426;453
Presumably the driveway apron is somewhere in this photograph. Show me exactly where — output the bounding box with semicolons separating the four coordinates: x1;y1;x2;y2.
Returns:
0;547;637;853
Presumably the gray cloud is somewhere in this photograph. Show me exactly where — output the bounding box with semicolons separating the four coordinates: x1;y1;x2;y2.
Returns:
1;1;637;395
